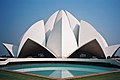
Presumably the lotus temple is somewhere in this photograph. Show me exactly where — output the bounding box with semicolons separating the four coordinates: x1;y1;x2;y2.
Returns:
2;10;120;59
0;10;120;79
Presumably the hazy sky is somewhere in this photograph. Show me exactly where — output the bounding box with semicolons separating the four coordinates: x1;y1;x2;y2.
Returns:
0;0;120;56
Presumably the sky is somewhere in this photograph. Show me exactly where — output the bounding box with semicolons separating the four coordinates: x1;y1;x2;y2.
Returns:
0;0;120;56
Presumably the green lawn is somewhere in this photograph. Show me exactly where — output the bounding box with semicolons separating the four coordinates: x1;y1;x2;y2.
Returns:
0;70;51;80
69;72;120;80
0;70;120;80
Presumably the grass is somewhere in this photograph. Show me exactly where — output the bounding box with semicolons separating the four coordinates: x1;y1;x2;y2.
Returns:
69;72;120;80
0;70;51;80
0;70;120;80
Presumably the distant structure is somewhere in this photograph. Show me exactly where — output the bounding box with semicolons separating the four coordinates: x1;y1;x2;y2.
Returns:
3;10;120;59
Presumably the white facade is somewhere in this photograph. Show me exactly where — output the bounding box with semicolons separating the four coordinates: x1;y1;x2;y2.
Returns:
3;43;14;57
3;10;120;58
17;20;46;57
47;10;78;58
65;10;80;42
45;10;59;43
